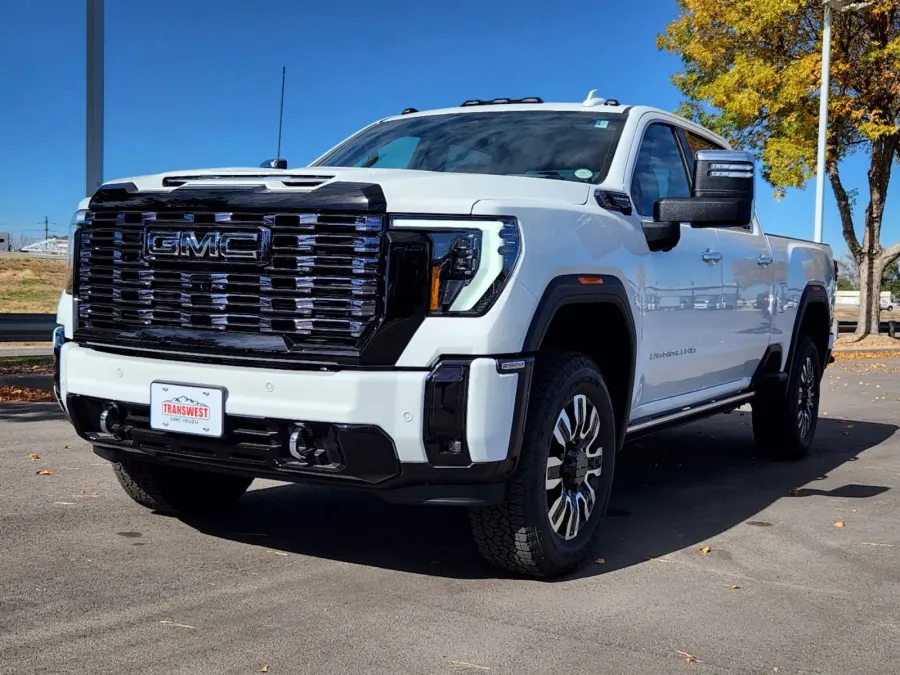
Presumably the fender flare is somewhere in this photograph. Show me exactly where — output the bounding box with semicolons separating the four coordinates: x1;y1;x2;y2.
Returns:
785;283;831;372
521;274;637;450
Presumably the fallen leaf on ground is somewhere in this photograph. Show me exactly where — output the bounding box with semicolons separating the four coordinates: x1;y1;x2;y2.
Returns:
35;469;53;476
260;666;269;673
595;558;605;565
0;386;54;402
834;521;846;528
676;651;698;664
28;453;40;461
159;620;195;629
63;445;71;450
699;546;711;555
450;661;490;671
729;584;740;590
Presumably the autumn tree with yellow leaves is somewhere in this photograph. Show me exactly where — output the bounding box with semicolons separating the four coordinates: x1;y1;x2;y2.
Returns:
659;0;900;336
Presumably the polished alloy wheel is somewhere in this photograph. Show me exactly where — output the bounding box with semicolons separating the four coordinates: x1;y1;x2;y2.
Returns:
797;356;816;439
545;394;603;540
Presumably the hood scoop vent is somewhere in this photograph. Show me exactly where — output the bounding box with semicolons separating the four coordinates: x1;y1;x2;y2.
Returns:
162;174;335;189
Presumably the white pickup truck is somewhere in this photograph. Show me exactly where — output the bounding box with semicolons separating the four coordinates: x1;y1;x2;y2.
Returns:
55;92;836;577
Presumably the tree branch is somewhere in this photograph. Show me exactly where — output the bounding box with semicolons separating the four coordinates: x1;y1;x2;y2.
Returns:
826;158;862;258
882;241;900;266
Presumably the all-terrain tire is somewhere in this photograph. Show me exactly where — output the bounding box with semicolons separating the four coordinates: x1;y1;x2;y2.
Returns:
469;350;617;578
111;458;253;515
752;334;821;461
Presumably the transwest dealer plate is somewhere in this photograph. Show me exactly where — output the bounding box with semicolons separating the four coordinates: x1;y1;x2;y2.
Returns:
150;382;225;438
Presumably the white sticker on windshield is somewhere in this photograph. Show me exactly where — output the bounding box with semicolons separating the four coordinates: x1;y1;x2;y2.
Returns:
594;120;610;129
574;169;594;180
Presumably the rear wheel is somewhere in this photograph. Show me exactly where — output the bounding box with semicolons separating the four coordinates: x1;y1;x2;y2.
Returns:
469;350;617;578
752;335;821;461
111;458;252;515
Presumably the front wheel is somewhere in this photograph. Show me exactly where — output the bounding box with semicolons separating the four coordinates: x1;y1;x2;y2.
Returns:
469;350;617;578
112;458;253;516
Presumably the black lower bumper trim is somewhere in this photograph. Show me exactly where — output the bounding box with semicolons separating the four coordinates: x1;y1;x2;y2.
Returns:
92;444;512;506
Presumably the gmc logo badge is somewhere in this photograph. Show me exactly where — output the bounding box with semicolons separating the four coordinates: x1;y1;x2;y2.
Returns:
145;229;271;262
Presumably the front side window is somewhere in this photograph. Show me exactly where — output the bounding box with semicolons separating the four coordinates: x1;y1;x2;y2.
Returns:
312;111;625;184
630;124;691;217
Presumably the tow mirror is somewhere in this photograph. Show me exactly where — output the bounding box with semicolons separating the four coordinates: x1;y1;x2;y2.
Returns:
654;150;755;230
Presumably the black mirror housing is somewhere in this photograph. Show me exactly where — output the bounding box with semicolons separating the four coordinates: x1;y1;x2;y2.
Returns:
654;197;753;229
652;149;755;231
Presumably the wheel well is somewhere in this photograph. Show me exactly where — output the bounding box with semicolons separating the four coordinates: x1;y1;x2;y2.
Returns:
798;301;830;370
538;302;633;443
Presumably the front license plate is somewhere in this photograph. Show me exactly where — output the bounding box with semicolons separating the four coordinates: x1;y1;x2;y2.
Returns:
150;382;225;438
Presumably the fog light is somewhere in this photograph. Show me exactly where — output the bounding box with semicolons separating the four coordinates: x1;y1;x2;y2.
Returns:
423;361;471;467
445;440;463;455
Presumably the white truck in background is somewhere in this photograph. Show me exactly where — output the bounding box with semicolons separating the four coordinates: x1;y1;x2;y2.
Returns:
55;92;836;577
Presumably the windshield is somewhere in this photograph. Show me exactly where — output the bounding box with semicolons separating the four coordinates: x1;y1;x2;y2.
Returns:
311;111;625;184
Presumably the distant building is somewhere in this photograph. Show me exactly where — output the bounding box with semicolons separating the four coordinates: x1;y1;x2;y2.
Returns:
835;290;892;305
0;232;10;252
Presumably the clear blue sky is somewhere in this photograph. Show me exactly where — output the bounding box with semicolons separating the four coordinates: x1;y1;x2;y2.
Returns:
1;0;897;255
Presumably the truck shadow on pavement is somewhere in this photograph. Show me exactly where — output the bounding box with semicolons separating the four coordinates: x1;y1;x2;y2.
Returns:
183;410;897;581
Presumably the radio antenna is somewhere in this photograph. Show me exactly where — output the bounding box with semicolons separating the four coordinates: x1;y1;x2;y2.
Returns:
276;66;286;161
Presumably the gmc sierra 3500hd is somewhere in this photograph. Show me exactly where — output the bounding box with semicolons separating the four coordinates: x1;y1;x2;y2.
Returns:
55;92;836;578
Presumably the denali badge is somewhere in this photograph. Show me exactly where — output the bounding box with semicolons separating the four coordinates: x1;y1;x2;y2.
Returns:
145;228;270;261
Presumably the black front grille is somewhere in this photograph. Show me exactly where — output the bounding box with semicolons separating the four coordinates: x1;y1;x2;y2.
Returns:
76;210;386;356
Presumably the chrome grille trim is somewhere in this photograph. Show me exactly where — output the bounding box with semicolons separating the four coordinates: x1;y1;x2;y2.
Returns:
76;211;386;353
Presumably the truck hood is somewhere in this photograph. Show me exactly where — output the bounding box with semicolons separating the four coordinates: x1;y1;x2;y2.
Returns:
95;166;592;214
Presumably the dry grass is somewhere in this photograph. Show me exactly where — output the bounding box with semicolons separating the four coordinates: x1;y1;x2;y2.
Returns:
0;257;66;313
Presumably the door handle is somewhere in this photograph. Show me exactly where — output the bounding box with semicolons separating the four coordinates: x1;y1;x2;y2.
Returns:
757;254;773;266
701;250;723;264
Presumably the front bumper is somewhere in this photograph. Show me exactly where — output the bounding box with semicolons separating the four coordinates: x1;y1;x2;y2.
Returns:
59;343;532;505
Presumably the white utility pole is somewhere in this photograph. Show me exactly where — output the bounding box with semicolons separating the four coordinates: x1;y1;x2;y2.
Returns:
86;0;104;197
813;0;872;244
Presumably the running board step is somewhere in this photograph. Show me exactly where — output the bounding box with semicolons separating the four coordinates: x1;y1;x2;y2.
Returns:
626;391;755;439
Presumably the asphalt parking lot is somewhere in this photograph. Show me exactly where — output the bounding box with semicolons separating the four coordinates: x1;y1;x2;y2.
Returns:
1;359;899;675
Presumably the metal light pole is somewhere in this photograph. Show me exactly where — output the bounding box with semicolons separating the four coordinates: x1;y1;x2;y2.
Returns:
86;0;104;198
813;0;871;244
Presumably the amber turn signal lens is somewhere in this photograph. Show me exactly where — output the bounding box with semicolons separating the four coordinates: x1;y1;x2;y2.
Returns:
430;265;442;311
577;276;604;285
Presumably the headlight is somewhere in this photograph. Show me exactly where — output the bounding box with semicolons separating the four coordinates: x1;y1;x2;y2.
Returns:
390;217;520;315
64;209;88;295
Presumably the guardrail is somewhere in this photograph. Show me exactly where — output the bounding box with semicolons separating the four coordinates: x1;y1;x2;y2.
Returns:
0;314;58;342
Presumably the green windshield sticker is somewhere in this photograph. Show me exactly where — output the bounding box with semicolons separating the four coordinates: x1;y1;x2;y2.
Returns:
574;169;594;180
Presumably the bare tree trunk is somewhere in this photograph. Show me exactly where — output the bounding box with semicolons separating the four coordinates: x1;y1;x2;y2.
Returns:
856;253;885;336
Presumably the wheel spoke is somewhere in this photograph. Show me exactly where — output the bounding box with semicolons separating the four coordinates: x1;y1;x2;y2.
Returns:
573;395;588;439
583;408;601;452
554;408;573;446
546;456;562;490
564;492;580;540
548;493;567;533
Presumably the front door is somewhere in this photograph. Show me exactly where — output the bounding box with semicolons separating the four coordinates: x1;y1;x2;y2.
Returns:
627;122;730;421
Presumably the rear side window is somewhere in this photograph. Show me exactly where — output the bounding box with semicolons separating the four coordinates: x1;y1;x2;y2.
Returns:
630;124;691;217
684;130;725;156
